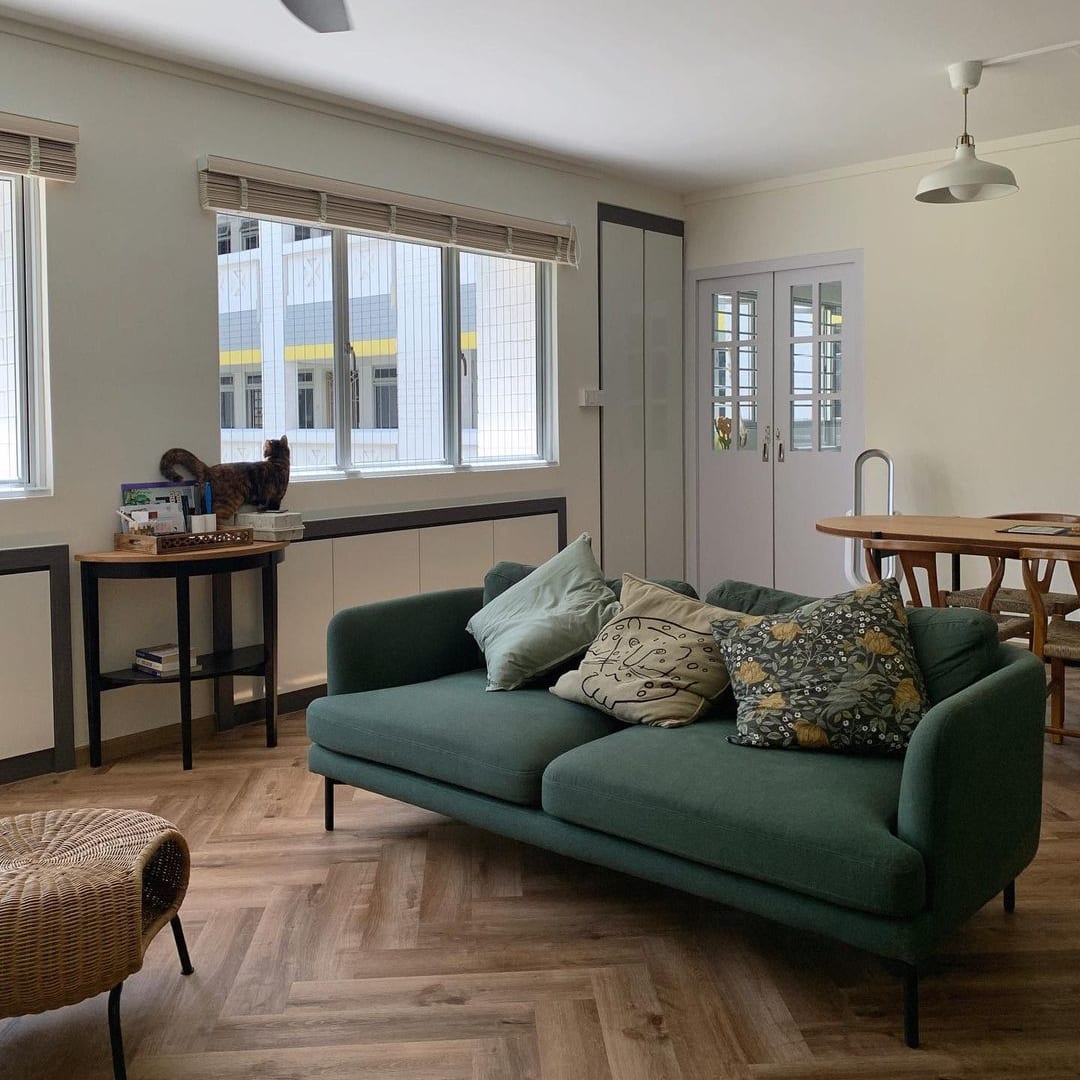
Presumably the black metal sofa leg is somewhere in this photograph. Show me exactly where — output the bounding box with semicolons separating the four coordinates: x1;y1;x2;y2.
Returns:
1004;879;1016;913
903;964;919;1049
108;982;127;1080
325;776;336;831
171;915;194;975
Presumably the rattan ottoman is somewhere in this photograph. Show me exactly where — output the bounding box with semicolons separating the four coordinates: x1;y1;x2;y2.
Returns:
0;808;194;1080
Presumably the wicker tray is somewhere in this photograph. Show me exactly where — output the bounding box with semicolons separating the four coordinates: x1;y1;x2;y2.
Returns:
113;527;254;554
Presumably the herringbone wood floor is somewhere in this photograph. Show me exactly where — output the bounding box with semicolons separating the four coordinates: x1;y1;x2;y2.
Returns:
4;685;1080;1080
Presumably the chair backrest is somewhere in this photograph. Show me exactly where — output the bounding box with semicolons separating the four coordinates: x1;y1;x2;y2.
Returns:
1019;547;1080;654
863;537;1006;609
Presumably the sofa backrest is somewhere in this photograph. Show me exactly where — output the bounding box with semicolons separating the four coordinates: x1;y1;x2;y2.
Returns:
483;561;698;606
705;578;1001;706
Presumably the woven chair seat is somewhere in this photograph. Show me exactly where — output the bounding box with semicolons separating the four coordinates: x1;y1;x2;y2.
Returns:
947;586;1080;618
0;808;189;1019
1044;620;1080;663
992;613;1035;643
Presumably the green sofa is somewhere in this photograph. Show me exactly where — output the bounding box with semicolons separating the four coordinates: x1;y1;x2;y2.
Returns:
306;573;1046;1048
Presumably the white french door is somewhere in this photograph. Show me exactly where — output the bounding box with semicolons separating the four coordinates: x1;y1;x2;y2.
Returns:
692;256;862;596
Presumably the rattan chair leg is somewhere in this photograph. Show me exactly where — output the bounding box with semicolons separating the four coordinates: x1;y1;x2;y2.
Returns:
170;915;194;976
1049;658;1066;745
108;982;127;1080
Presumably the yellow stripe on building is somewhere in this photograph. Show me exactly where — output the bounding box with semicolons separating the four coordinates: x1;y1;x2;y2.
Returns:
220;332;475;365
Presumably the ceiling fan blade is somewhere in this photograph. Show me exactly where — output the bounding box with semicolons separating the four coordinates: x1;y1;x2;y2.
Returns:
280;0;351;32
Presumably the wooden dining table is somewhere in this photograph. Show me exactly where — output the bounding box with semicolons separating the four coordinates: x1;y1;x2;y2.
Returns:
816;514;1080;555
817;514;1080;594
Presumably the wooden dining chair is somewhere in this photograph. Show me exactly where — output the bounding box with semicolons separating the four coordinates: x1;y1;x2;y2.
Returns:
1020;547;1080;744
863;536;1035;643
947;513;1080;622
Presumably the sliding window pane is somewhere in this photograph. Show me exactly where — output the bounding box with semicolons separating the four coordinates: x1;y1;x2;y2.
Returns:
790;401;813;450
348;234;444;466
820;398;842;449
712;401;734;451
713;349;731;397
217;214;335;470
791;284;813;337
713;293;732;342
460;252;540;462
819;281;842;334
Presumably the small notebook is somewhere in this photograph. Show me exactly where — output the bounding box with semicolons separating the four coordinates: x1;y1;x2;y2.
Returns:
996;525;1071;536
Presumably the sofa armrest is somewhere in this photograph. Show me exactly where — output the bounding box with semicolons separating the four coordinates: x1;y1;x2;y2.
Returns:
326;587;485;696
897;644;1045;925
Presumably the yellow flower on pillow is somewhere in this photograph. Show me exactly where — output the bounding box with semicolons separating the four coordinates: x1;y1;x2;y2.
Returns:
736;660;767;684
861;630;897;655
757;692;787;710
894;678;922;710
770;622;800;642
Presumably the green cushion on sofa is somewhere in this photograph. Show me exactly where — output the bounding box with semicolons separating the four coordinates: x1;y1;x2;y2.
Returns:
542;719;925;917
705;579;999;707
307;670;622;805
484;561;698;605
704;579;816;615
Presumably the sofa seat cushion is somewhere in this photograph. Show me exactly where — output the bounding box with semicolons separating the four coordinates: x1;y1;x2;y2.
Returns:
307;670;622;806
542;720;925;917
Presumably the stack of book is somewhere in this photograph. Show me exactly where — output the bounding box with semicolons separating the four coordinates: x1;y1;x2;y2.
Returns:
134;643;201;676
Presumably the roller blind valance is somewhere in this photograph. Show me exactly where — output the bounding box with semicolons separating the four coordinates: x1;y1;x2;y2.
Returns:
0;111;78;182
198;155;578;267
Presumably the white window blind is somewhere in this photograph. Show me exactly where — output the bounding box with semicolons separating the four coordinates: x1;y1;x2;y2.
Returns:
198;155;578;267
0;112;78;183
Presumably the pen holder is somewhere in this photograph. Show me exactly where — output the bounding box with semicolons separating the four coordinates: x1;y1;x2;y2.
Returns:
190;514;217;533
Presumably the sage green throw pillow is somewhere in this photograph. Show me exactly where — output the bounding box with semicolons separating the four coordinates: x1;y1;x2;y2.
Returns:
467;534;619;691
710;578;928;755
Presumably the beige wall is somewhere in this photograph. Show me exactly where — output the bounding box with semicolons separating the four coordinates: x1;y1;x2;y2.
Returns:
0;22;680;746
684;128;1080;521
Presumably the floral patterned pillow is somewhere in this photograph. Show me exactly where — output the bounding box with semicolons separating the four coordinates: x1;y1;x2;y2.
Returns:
709;578;928;755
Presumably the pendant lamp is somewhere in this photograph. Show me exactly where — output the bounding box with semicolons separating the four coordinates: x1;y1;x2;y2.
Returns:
915;61;1018;204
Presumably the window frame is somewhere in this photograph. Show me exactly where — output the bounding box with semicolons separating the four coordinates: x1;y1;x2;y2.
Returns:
216;214;555;478
0;171;47;496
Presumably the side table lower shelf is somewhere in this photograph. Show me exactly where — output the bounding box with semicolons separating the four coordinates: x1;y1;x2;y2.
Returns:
100;646;268;688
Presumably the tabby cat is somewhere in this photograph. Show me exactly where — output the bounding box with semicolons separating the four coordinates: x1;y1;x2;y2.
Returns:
160;436;290;525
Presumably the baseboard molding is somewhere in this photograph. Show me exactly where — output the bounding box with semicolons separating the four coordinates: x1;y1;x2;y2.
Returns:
0;747;60;784
233;683;327;725
63;683;327;770
73;713;221;768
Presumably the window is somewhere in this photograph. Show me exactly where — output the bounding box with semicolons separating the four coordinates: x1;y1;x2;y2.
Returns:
297;370;314;429
215;213;551;473
0;172;45;491
219;375;235;429
372;365;398;429
246;373;263;429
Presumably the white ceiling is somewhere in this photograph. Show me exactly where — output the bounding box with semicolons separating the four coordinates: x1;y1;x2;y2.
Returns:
3;0;1080;191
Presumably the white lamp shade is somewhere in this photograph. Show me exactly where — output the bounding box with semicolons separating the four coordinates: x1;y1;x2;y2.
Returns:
915;143;1018;203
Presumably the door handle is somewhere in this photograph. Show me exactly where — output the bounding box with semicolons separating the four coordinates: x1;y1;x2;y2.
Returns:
762;425;770;462
776;426;785;463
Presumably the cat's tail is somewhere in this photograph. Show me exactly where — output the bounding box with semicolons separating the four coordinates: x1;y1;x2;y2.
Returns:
160;448;209;484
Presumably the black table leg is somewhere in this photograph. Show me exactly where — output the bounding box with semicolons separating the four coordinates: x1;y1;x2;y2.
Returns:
261;556;278;749
176;572;193;770
81;563;103;768
108;982;127;1080
211;572;235;731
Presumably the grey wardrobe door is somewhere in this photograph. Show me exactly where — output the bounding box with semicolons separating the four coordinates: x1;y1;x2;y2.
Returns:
643;230;684;580
600;220;646;577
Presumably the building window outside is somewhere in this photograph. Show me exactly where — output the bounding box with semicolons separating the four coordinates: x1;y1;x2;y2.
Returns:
298;370;315;429
246;373;263;429
0;172;46;491
215;213;551;473
372;365;398;429
220;375;236;429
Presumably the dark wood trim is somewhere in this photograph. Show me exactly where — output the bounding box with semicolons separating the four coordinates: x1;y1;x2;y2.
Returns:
234;683;327;725
0;544;74;780
597;202;685;238
300;496;567;549
0;747;57;785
